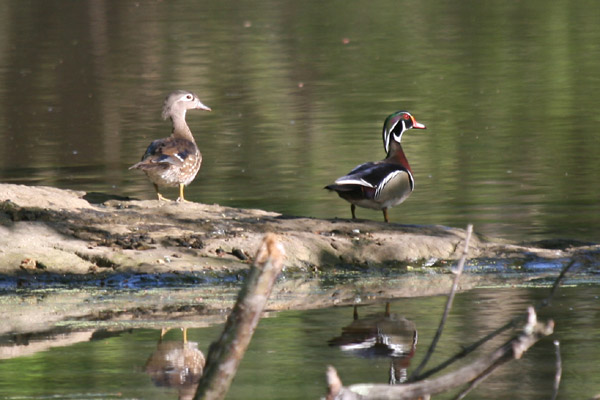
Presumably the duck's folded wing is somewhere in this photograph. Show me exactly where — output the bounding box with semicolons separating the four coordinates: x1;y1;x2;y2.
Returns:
335;162;412;190
131;138;196;169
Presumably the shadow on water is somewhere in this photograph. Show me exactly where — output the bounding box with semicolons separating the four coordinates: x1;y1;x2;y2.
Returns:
0;271;243;291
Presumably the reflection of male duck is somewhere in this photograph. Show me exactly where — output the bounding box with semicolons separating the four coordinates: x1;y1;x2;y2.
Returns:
145;328;205;400
328;303;417;384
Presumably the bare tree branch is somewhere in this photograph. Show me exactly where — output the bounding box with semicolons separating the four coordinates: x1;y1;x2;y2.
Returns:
551;340;562;400
451;362;497;400
194;234;285;400
413;258;577;381
325;308;554;400
325;365;361;400
409;224;473;381
323;223;576;399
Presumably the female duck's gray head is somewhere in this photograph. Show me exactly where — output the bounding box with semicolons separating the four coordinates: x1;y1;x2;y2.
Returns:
161;90;211;120
382;111;426;154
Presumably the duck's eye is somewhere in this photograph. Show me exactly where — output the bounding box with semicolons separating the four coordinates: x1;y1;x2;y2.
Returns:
403;114;410;120
186;94;193;100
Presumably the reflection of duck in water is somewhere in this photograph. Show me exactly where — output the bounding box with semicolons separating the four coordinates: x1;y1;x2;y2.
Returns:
328;303;417;384
145;328;205;400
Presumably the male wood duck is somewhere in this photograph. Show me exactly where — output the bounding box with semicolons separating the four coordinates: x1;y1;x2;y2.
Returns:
325;111;426;223
130;90;211;202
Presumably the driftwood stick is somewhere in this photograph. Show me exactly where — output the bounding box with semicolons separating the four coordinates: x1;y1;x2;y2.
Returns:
194;234;285;400
325;307;554;400
414;258;576;381
539;258;577;309
409;224;473;381
451;362;497;400
551;340;562;400
450;307;540;399
326;365;358;400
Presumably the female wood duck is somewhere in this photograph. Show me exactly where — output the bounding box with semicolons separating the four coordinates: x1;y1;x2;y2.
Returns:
325;111;426;223
130;90;211;202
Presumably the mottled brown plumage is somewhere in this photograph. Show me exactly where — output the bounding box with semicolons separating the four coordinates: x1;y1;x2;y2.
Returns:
130;90;211;202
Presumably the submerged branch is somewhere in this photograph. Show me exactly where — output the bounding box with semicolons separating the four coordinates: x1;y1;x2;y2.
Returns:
324;224;571;399
414;257;577;381
409;224;472;381
325;307;554;400
551;340;562;400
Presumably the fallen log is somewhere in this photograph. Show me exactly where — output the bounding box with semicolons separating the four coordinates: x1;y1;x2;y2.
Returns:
1;183;597;276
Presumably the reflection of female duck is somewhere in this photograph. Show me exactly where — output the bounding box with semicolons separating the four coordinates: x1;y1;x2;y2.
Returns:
328;303;417;383
145;328;205;400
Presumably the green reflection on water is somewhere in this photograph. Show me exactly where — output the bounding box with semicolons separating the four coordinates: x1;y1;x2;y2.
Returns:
0;0;599;241
0;287;598;399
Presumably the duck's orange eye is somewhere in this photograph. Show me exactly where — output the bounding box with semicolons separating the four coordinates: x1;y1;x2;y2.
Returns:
403;114;410;120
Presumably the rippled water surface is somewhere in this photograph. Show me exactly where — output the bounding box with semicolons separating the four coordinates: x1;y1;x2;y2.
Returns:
0;0;599;241
1;2;599;398
0;287;599;399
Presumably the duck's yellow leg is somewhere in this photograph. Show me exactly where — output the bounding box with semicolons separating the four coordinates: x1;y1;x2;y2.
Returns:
382;208;390;223
176;183;191;202
154;184;171;202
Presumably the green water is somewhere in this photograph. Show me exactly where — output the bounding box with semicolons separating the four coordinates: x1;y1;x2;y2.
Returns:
0;287;598;399
0;2;599;398
0;0;599;241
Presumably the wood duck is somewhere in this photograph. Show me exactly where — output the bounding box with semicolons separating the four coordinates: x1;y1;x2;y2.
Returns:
325;111;426;223
130;90;211;202
145;328;205;397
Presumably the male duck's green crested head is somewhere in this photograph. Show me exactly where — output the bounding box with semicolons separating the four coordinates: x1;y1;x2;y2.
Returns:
382;111;426;155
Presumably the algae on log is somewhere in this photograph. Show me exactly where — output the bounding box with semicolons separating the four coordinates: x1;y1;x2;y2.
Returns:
0;183;597;275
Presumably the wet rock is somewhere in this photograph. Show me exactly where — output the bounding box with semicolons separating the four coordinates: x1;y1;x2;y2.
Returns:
0;183;598;278
19;258;45;270
231;248;248;261
163;234;205;249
